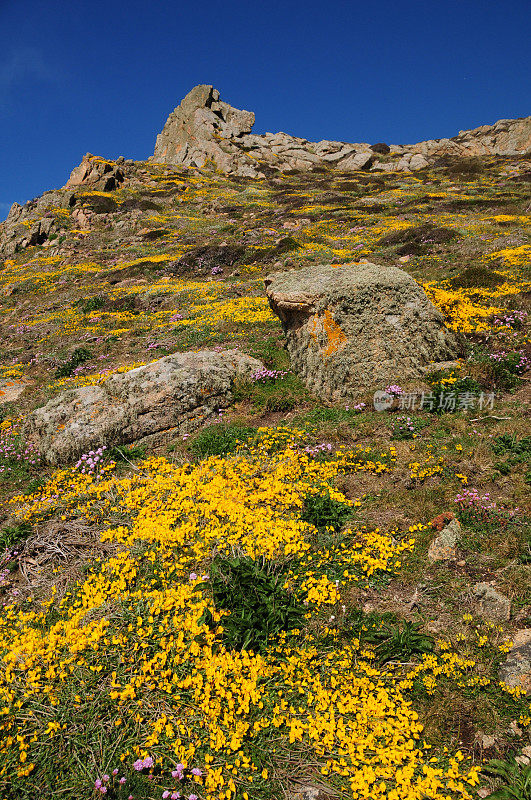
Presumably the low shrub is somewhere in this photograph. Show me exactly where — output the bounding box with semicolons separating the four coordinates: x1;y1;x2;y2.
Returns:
197;556;305;653
482;757;531;800
0;521;31;552
301;490;352;534
365;620;435;665
74;295;106;314
0;429;42;484
54;347;93;378
233;372;312;412
425;370;482;413
390;415;430;440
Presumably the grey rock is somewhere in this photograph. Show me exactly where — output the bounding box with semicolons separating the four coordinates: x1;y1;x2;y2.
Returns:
265;261;462;401
428;519;461;562
409;154;430;170
339;151;375;170
26;349;264;464
499;629;531;694
150;85;531;178
472;583;511;622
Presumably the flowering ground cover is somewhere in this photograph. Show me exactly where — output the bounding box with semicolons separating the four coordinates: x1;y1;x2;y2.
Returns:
0;153;529;798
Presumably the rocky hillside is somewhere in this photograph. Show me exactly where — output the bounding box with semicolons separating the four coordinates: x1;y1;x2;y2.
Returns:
0;93;530;800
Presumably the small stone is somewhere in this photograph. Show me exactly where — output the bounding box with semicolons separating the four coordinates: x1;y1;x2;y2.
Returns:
479;734;496;749
472;583;511;622
499;629;531;694
428;519;461;562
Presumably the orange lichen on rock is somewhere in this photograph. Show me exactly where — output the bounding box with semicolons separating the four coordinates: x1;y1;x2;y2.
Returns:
308;309;348;357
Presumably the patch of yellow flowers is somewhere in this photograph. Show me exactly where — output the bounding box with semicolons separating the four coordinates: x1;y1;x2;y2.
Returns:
0;431;482;798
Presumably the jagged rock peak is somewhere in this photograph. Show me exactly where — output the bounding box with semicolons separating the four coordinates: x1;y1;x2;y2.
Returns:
151;85;257;176
151;84;531;177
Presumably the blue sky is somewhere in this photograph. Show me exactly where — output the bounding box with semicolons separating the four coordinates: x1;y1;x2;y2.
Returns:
0;0;529;220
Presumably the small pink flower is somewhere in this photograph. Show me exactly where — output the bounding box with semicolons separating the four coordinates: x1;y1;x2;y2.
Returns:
191;768;202;776
162;792;170;799
95;779;102;789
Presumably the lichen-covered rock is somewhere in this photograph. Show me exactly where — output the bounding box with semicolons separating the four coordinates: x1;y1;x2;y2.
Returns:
26;349;263;464
471;583;511;622
499;629;531;694
265;261;462;401
428;518;461;562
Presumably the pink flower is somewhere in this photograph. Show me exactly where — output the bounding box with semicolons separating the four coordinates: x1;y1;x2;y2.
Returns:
133;759;144;771
191;768;202;776
119;777;126;784
95;779;102;789
162;792;170;799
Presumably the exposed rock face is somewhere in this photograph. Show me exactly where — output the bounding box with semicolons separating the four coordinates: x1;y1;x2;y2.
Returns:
0;190;74;256
151;85;531;177
26;349;263;464
499;629;531;694
265;261;462;401
153;85;257;177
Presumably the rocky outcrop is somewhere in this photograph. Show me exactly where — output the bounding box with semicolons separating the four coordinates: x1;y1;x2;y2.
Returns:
26;349;263;464
151;85;531;177
0;189;74;256
0;156;129;255
265;261;462;402
64;153;125;191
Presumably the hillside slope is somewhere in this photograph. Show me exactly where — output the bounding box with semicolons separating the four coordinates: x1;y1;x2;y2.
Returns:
0;142;529;800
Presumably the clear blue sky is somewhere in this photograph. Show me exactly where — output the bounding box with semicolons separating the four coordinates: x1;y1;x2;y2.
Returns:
1;0;529;220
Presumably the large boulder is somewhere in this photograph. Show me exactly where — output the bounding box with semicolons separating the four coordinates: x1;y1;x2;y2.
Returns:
26;349;263;464
265;261;462;401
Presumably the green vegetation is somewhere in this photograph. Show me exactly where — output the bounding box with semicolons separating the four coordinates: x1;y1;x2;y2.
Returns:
197;555;306;653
